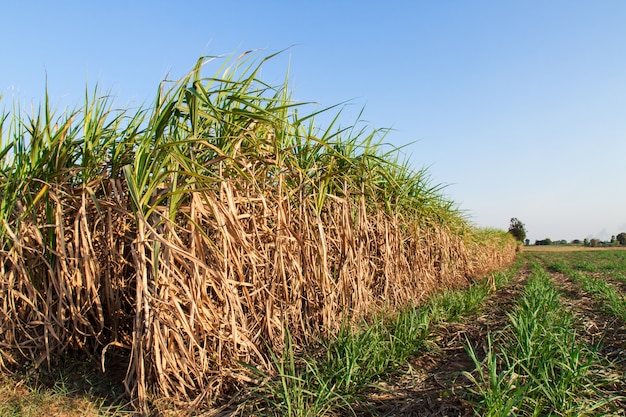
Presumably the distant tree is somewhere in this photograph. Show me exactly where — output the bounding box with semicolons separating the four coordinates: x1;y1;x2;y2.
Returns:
525;239;530;246
617;232;626;246
571;239;581;245
590;239;600;247
611;235;616;244
508;218;527;242
535;238;552;246
584;238;589;247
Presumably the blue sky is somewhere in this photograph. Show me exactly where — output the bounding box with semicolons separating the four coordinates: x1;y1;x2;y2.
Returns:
2;1;625;242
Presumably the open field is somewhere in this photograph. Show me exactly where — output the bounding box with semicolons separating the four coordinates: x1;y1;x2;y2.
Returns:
523;245;626;252
2;249;626;416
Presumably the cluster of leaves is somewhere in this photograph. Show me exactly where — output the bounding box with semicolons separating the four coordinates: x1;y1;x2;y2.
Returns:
507;218;526;242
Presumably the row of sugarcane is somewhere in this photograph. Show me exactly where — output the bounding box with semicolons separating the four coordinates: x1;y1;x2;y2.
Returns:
0;51;517;413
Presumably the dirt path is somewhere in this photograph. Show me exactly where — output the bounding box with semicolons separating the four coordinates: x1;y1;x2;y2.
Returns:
350;263;532;417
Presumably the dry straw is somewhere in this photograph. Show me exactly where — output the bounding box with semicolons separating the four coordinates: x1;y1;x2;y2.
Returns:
0;51;516;413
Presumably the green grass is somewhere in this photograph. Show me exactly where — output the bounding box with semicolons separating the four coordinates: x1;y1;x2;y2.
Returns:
465;260;621;416
544;255;626;323
537;250;626;274
0;371;131;417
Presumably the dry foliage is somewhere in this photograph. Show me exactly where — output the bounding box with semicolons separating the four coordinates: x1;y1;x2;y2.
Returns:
0;52;517;414
0;174;515;412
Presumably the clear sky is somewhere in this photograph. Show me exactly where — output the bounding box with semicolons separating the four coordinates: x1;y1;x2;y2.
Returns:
2;1;625;243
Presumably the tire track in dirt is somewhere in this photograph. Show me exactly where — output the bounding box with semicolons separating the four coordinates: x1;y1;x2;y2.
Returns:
350;261;531;417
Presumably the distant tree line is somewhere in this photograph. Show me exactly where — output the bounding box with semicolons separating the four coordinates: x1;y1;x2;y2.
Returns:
535;238;552;246
532;232;626;247
506;218;626;247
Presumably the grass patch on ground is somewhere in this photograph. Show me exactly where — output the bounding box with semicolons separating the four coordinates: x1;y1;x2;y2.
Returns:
541;253;626;323
0;372;130;417
464;259;622;416
0;353;131;417
523;245;626;253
